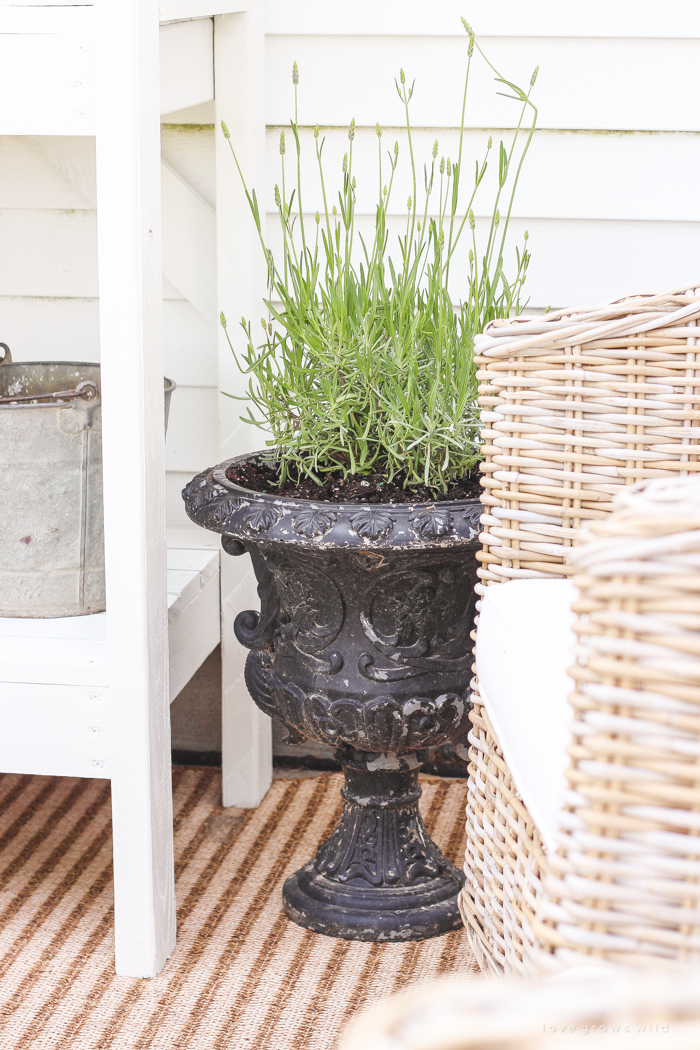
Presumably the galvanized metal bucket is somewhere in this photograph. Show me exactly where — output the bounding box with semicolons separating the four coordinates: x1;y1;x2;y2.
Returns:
0;343;176;617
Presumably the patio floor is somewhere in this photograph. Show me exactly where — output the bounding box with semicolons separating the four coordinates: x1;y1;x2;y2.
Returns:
0;766;476;1049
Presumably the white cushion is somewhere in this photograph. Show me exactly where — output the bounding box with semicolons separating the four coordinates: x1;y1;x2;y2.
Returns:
475;579;578;853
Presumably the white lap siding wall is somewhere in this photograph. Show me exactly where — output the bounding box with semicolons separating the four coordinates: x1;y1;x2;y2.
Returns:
264;0;700;313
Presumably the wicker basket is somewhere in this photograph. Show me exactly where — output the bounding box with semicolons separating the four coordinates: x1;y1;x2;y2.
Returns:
340;967;700;1050
536;476;700;968
461;287;700;974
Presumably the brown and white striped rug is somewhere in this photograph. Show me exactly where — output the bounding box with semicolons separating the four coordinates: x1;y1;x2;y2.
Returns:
0;767;477;1049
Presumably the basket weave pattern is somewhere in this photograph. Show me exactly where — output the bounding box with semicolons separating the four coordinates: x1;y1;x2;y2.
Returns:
540;477;700;967
461;697;549;976
341;966;700;1050
461;289;700;974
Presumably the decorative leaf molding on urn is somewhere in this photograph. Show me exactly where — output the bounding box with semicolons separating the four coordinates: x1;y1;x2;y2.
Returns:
182;455;483;550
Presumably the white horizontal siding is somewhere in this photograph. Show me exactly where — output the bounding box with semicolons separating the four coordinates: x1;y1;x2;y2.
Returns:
165;471;199;530
8;0;694;36
264;128;700;223
266;1;700;39
262;213;700;314
266;36;700;133
0;297;99;361
165;385;219;473
258;24;700;313
162;300;217;386
0;209;98;297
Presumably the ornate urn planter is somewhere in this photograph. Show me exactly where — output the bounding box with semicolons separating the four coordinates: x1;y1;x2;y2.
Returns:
183;453;482;941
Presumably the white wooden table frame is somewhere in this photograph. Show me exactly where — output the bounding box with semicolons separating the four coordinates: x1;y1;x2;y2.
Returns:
0;0;271;977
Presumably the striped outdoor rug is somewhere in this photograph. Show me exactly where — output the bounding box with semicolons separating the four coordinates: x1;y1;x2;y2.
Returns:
0;767;476;1049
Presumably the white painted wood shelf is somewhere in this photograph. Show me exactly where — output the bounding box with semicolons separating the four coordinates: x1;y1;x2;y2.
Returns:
0;530;220;779
0;4;249;136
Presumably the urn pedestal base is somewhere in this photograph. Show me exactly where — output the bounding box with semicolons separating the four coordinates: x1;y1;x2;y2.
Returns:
283;754;465;941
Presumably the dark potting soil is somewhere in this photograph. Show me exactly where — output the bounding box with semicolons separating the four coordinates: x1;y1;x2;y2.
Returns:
225;460;481;504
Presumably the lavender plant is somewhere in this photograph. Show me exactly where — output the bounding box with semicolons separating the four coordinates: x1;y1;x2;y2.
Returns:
221;22;538;492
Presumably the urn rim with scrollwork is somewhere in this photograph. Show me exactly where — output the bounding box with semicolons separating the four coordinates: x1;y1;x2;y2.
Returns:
182;451;484;550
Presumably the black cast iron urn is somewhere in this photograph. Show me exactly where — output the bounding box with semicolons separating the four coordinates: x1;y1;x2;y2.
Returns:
183;454;483;941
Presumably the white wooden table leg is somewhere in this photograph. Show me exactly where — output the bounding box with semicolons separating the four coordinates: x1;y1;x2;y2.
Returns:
215;3;273;809
221;553;272;808
96;0;176;977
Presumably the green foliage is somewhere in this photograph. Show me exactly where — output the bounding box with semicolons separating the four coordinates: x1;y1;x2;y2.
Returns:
221;24;538;491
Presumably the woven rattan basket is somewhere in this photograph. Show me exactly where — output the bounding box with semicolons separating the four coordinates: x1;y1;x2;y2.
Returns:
538;476;700;969
341;967;700;1050
461;288;700;975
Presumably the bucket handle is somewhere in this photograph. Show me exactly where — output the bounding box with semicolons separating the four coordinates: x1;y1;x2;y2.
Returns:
0;381;99;407
0;343;11;365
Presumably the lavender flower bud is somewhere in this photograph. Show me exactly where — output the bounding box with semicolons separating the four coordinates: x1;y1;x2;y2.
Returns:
314;124;319;139
433;139;439;159
292;61;299;86
469;209;475;230
279;131;285;155
342;152;348;173
274;185;281;207
446;158;452;177
440;157;445;175
315;211;320;224
348;118;356;142
221;120;230;140
531;66;539;88
376;123;382;138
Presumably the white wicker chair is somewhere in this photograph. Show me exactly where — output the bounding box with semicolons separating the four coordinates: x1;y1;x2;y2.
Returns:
460;287;700;975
